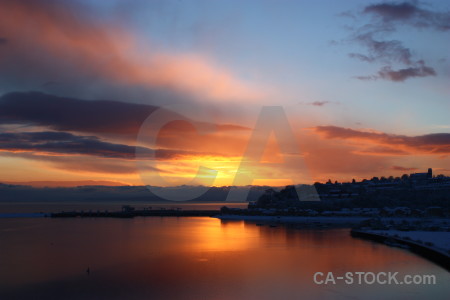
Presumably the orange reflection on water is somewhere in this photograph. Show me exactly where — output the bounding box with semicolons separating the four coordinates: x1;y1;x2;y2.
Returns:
1;217;449;300
178;218;258;252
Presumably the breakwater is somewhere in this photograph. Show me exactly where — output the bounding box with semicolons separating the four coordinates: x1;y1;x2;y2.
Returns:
51;209;220;218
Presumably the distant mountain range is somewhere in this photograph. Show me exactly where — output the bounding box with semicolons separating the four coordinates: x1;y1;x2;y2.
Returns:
0;183;274;203
2;180;128;188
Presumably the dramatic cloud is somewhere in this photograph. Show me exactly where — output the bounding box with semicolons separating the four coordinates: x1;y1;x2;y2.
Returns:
313;125;450;155
0;92;157;135
343;1;448;82
0;129;228;163
0;92;250;137
0;0;262;102
0;90;255;185
0;131;152;159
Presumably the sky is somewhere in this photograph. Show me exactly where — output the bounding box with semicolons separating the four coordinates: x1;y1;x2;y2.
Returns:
0;0;450;187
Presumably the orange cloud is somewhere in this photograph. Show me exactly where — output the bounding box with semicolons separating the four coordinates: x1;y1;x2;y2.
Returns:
391;166;418;172
0;0;263;102
312;125;450;156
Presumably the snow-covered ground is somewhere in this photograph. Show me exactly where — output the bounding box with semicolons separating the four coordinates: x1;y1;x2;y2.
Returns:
365;229;450;255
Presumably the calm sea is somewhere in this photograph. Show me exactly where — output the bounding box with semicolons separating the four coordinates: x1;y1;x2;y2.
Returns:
0;216;449;299
0;202;248;214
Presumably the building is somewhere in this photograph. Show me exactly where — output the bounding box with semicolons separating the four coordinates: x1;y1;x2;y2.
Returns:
410;168;432;185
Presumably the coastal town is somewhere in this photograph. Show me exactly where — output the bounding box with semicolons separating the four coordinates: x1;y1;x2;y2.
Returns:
19;168;448;270
223;168;450;217
218;168;450;270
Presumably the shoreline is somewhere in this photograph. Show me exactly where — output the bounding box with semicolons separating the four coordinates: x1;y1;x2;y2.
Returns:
216;214;450;271
4;211;449;271
215;214;369;227
351;229;450;271
214;214;445;226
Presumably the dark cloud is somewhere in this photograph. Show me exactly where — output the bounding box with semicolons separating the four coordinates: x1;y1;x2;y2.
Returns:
377;64;436;82
363;2;450;31
0;131;153;159
313;125;450;155
0;91;157;135
355;62;437;82
0;130;219;161
364;2;418;21
343;1;448;82
0;37;7;44
0;91;249;138
350;33;412;65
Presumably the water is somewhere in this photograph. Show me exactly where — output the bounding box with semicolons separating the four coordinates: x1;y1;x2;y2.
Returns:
0;217;448;299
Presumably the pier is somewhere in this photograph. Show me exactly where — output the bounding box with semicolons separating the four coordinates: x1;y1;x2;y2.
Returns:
51;207;220;218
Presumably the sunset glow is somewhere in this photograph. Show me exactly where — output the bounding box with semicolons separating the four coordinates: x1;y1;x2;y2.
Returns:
1;0;449;187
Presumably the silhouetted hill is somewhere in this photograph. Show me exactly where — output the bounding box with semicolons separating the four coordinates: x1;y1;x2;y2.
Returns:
0;184;271;203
